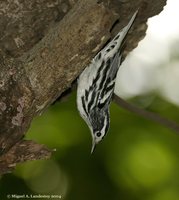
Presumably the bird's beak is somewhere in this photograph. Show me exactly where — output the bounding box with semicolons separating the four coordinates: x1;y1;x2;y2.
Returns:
91;137;96;154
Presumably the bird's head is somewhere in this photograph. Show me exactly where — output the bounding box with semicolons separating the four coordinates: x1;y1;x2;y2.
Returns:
88;106;110;153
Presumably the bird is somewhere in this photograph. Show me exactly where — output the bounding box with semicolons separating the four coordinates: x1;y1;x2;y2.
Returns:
77;11;138;153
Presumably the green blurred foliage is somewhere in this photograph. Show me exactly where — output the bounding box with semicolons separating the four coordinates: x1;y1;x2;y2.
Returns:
1;92;179;200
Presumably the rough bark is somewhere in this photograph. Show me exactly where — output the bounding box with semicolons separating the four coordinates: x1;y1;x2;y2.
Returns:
0;0;167;174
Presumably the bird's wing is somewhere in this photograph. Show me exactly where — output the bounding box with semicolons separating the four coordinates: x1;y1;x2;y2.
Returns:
97;53;122;108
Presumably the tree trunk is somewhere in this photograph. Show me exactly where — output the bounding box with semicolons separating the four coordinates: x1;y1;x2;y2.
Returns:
0;0;167;174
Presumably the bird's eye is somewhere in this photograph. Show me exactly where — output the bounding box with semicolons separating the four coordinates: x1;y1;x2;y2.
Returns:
96;132;101;137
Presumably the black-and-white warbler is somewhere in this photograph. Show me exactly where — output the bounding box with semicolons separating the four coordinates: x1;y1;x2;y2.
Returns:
77;11;138;153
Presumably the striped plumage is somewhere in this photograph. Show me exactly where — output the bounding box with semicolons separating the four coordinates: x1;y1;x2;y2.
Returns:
77;11;137;153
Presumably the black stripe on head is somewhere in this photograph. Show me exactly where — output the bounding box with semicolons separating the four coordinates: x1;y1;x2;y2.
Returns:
104;111;110;134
